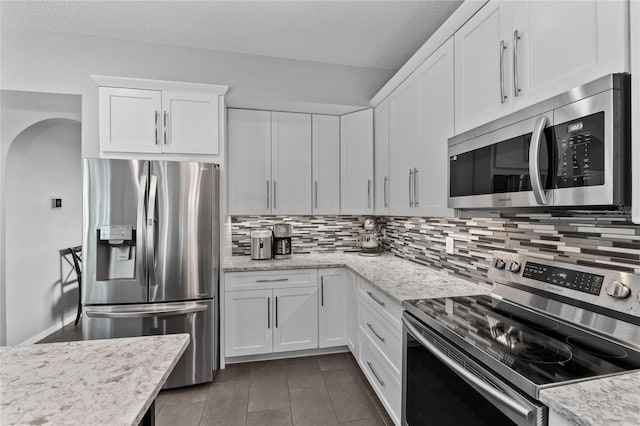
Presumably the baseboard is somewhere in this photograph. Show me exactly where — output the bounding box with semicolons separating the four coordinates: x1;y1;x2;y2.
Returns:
17;312;78;346
225;346;349;365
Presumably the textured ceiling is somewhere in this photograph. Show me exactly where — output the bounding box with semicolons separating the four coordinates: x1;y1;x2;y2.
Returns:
1;1;463;71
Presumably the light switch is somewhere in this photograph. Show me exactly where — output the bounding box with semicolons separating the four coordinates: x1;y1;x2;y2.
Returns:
445;236;455;255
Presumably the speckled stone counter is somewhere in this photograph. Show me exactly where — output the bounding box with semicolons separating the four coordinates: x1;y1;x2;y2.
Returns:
540;372;640;426
0;334;189;426
224;252;490;302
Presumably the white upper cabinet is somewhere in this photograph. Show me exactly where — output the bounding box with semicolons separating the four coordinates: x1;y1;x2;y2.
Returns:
312;115;341;214
454;1;514;135
511;0;629;110
388;74;420;216
99;87;162;153
454;0;629;134
228;109;272;215
340;109;374;215
374;98;390;215
95;76;227;155
160;91;219;155
271;112;312;215
416;37;455;218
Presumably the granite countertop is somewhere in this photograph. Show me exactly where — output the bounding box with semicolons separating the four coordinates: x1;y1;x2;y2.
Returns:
224;252;490;302
539;371;640;426
0;334;189;426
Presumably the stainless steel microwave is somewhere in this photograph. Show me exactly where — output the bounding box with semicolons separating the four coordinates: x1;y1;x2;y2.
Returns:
448;74;630;209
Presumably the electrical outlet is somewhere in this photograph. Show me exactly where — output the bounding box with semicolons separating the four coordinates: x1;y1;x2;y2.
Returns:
445;236;455;255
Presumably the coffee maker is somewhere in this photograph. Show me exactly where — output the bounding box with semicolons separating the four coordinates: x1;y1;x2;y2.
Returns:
273;223;292;259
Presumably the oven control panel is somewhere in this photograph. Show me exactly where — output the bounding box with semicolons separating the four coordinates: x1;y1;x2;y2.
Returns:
522;262;604;295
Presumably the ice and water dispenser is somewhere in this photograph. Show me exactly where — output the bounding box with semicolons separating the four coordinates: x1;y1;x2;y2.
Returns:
95;225;136;280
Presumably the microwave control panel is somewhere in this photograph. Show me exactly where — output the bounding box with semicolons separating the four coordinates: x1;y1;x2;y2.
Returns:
555;112;605;188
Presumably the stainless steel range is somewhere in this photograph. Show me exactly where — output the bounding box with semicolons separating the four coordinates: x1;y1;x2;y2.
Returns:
402;252;640;426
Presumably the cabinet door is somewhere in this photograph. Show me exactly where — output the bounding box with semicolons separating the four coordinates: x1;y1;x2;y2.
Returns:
273;287;319;353
512;0;629;110
389;75;419;216
225;289;273;357
454;1;513;134
318;268;347;348
346;269;359;356
416;37;455;218
228;109;272;215
99;87;162;153
312;115;341;214
271;112;312;215
161;91;219;155
374;99;390;215
340;109;374;215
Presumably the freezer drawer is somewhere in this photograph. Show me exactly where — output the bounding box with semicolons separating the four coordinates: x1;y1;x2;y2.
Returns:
83;300;214;389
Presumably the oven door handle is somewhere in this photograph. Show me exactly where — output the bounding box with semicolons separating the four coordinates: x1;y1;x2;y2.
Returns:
402;316;534;421
529;116;550;205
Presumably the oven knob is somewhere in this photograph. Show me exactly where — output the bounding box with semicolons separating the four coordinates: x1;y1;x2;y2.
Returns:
605;280;631;299
507;261;521;273
493;258;506;270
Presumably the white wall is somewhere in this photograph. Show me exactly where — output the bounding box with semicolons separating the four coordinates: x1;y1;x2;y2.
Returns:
0;28;393;159
3;115;82;345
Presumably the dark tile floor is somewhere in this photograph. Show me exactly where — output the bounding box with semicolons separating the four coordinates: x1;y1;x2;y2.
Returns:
40;323;394;426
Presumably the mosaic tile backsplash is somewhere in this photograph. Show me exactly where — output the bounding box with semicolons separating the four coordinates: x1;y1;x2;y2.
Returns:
231;212;640;285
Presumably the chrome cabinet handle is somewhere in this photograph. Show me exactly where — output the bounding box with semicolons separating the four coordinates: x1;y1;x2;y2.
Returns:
275;296;279;328
273;181;277;210
320;276;324;307
367;322;385;342
499;40;507;104
163;111;168;144
154;111;159;145
266;180;270;209
383;176;388;208
256;278;289;283
513;30;521;97
409;169;414;207
366;361;385;387
366;291;385;307
402;315;533;420
529;116;550;205
415;168;419;207
314;181;318;209
367;180;372;209
267;297;271;329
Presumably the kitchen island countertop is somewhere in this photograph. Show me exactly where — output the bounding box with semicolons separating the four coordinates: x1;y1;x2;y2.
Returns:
0;334;189;426
224;252;491;302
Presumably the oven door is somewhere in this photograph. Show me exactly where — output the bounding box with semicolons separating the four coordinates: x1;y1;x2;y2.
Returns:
402;313;547;426
448;112;554;209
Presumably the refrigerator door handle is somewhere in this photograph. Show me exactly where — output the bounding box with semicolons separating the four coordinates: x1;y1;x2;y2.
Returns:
147;174;158;287
137;174;148;287
85;304;207;319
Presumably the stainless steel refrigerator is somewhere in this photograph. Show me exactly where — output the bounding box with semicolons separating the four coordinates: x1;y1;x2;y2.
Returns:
82;159;219;389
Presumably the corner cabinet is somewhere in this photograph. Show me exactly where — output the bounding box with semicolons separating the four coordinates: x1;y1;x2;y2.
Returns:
454;0;629;134
312;115;341;214
374;99;390;215
318;268;347;348
94;76;227;155
340;109;374;215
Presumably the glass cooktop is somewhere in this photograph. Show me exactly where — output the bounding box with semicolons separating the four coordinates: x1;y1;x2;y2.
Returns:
404;295;640;388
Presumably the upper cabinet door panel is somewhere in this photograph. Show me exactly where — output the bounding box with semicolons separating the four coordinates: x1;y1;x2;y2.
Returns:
340;109;374;215
312;115;341;214
228;109;272;215
512;0;629;110
271;112;312;215
373;99;390;215
454;1;513;134
161;91;219;155
99;87;162;153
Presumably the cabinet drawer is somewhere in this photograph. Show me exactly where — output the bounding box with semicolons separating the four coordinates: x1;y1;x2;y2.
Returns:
358;331;401;425
357;277;403;330
358;299;402;375
226;269;318;291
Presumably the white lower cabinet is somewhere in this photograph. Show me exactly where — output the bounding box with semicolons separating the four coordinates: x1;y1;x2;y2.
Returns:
319;268;348;348
346;269;359;355
272;286;318;352
225;289;273;357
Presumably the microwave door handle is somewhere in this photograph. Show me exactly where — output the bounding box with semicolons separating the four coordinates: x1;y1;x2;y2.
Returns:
146;174;158;288
402;316;534;421
529;116;550;205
